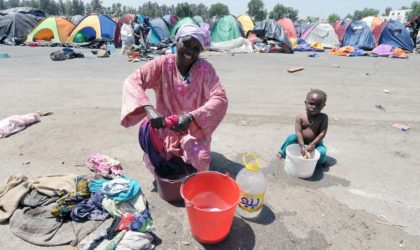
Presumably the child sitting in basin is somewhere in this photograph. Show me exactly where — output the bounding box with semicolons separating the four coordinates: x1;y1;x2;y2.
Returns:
276;89;328;166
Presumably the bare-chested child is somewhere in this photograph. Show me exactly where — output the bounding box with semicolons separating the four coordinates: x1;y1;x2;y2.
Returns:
276;89;328;166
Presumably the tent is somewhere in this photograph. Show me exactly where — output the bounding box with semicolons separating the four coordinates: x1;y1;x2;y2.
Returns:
113;14;136;46
26;17;75;43
67;14;116;43
341;21;375;50
193;15;204;24
362;16;382;31
147;17;171;44
70;15;84;25
301;22;339;48
251;19;293;53
277;17;297;38
163;14;179;28
295;21;311;37
0;13;38;45
334;18;351;42
170;17;199;39
373;20;414;51
211;15;244;43
237;14;254;37
0;7;45;21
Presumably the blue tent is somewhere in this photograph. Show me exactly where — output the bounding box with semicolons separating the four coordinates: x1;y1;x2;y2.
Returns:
67;14;116;43
147;17;171;44
373;20;414;51
342;21;375;50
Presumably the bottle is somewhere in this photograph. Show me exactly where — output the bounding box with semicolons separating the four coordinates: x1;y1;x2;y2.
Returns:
107;42;116;55
236;153;267;219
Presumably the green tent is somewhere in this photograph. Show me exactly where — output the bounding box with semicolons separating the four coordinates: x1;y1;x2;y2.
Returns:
170;17;199;40
211;15;244;43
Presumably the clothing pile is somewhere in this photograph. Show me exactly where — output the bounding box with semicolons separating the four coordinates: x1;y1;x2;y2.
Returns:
50;47;84;61
125;43;173;62
372;44;409;59
0;153;155;249
291;38;325;52
330;46;368;57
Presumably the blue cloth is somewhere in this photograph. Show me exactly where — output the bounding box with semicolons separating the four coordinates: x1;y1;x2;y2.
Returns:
70;191;109;222
348;48;368;57
89;178;110;192
279;134;327;165
130;210;152;231
102;177;141;201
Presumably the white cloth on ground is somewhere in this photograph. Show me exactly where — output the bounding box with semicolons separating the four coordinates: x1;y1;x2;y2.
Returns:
116;231;154;250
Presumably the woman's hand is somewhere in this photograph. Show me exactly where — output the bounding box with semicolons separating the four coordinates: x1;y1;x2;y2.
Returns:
306;143;315;152
144;105;165;128
172;113;194;132
300;145;306;156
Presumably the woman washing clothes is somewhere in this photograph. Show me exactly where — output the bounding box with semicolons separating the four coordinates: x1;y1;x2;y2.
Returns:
121;24;228;177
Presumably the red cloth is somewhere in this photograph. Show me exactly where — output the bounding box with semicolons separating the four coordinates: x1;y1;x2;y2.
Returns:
117;213;135;231
149;115;179;153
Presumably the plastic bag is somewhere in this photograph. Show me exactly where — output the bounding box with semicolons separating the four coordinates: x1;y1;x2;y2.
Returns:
121;24;135;55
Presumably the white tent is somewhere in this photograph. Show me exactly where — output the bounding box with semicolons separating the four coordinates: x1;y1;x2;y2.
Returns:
301;22;339;48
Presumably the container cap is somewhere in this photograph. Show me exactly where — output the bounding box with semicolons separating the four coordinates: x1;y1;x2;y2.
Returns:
242;153;261;172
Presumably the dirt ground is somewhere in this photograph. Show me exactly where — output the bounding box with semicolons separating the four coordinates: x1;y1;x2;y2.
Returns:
0;46;419;250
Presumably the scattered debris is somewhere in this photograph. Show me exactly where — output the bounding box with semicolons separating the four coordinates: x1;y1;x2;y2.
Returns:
375;220;404;228
287;66;304;73
375;104;386;111
331;64;340;68
97;49;110;58
238;120;249;126
0;53;10;58
50;48;84;61
392;123;410;131
307;52;319;58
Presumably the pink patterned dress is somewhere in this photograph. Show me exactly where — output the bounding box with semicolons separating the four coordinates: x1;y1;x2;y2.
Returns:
121;54;228;171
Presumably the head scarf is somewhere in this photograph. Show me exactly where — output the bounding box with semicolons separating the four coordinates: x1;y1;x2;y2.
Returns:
175;24;211;50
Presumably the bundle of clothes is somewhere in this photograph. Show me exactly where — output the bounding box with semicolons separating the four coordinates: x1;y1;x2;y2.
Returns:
290;38;325;52
0;153;155;250
330;44;409;58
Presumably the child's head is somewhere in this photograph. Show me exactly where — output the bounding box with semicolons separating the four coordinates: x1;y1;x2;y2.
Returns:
305;89;327;115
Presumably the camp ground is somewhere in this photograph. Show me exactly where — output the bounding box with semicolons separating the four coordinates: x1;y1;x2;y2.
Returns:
1;2;420;249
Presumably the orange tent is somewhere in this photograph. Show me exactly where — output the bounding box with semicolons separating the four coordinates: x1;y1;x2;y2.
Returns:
362;16;383;31
26;16;75;43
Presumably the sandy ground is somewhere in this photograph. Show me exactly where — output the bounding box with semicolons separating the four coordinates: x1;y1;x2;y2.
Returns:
0;46;420;249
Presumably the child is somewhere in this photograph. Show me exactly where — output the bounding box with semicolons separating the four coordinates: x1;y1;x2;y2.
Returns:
276;89;328;166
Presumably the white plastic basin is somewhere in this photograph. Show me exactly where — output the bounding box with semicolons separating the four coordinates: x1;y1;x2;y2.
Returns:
284;144;320;178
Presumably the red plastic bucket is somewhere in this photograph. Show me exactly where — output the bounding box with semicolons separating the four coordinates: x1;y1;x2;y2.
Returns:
180;171;240;244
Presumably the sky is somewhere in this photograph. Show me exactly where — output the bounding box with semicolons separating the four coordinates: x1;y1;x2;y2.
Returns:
101;0;415;19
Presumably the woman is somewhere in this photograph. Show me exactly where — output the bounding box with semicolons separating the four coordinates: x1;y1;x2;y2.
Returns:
121;24;228;175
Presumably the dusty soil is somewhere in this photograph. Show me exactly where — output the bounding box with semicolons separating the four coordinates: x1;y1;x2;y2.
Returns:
1;46;419;249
